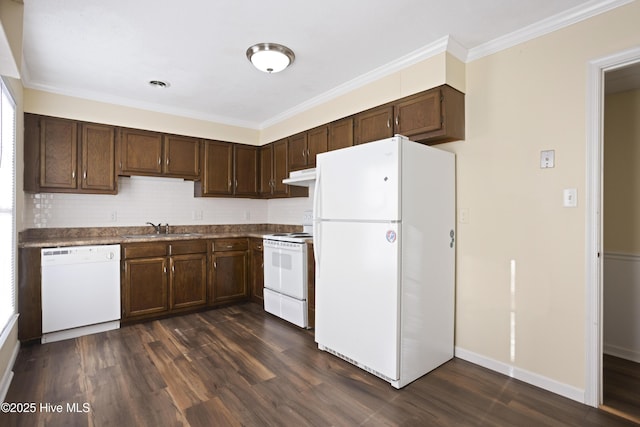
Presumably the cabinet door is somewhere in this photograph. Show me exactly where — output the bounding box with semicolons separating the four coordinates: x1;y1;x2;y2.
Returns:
210;251;248;305
170;253;207;309
200;140;233;195
307;125;328;168
81;123;116;192
288;132;308;171
259;144;273;197
123;257;169;318
163;135;200;179
354;105;393;145
234;145;258;197
329;117;354;151
272;139;289;196
39;116;78;189
119;128;163;175
249;239;264;305
394;89;442;138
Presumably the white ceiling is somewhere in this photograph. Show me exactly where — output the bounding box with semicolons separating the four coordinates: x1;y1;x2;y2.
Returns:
20;0;632;129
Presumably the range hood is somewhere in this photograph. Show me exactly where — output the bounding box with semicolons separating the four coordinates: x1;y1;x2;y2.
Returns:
283;168;316;187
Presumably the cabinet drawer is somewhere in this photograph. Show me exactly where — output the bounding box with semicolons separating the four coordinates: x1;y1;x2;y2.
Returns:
212;238;248;252
170;240;207;255
122;242;167;259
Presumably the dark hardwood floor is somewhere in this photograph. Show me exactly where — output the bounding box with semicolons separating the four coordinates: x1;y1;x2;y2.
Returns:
2;303;636;426
603;354;640;423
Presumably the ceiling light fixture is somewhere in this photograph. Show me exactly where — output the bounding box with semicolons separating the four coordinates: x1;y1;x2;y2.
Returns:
246;43;295;73
148;80;169;88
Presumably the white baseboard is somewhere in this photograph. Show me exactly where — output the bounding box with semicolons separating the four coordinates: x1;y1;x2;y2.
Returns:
0;337;19;403
454;346;585;404
604;343;640;363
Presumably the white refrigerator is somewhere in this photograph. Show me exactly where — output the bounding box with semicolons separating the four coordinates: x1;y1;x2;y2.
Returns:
313;135;455;389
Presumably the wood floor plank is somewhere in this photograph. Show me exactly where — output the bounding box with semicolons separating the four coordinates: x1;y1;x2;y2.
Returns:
3;303;637;427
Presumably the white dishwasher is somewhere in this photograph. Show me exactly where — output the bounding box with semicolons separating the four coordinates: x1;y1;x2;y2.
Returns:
41;244;121;343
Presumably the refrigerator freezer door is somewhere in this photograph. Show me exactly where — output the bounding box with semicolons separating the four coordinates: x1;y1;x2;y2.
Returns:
315;220;400;380
315;137;400;221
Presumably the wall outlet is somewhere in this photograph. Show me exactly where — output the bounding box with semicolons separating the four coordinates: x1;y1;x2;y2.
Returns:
110;211;117;222
192;210;203;220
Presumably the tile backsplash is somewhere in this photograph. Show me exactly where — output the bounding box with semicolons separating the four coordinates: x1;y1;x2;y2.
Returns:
23;176;313;228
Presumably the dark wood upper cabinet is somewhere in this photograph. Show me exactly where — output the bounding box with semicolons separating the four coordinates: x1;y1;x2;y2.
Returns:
39;116;78;189
328;117;354;152
163;135;200;179
307;125;328;168
394;85;465;144
354;85;464;146
259;144;273;197
118;128;163;176
24;114;117;194
234;144;259;197
119;129;200;179
354;105;394;145
289;126;328;171
196;141;258;198
288;132;308;171
81;123;116;192
195;140;233;196
272;139;289;196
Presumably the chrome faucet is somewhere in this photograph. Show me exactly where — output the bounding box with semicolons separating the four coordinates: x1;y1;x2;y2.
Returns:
146;222;162;234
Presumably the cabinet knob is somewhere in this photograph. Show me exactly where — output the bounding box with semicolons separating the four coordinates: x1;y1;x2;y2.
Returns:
395;116;399;126
387;118;390;128
83;171;87;180
158;157;161;166
72;171;76;179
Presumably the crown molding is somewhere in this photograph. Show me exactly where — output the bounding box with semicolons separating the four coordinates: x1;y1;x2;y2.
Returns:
260;35;465;129
467;0;634;62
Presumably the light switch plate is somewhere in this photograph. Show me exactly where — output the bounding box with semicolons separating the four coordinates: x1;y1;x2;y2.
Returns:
541;150;555;168
563;188;577;207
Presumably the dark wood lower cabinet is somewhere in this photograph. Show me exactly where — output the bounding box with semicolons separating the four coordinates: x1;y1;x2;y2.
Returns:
123;256;169;318
170;253;207;309
210;238;249;305
121;240;207;321
18;236;262;341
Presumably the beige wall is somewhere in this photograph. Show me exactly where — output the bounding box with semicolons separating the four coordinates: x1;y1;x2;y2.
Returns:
24;90;260;145
445;2;640;390
604;89;640;253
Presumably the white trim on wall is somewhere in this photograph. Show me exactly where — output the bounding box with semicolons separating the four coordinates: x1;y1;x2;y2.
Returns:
455;347;585;403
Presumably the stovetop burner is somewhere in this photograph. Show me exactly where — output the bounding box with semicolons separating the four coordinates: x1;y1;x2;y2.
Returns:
263;232;313;243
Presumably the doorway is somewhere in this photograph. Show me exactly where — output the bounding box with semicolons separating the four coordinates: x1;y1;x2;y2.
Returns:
601;62;640;422
585;47;640;421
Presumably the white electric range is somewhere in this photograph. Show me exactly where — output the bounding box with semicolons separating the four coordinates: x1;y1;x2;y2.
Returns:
262;229;313;328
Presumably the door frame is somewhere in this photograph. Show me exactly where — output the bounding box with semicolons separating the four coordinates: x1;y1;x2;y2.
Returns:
585;46;640;407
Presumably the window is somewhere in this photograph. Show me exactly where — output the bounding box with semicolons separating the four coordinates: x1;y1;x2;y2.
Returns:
0;78;16;337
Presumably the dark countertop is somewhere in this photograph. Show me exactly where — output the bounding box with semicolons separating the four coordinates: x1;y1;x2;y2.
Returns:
19;224;303;248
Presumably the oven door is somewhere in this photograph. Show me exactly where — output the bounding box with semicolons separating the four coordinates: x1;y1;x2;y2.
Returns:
263;239;307;300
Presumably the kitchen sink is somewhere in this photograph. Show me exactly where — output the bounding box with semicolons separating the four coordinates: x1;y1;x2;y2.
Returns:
123;233;203;239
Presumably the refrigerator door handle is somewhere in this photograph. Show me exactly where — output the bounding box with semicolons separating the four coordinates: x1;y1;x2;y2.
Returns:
313;166;322;271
